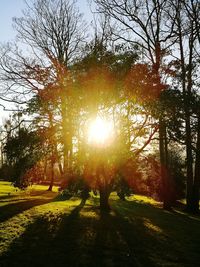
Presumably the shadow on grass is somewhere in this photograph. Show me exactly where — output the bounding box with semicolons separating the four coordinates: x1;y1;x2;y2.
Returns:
0;199;158;267
0;198;53;223
1;198;200;267
111;199;200;266
0;195;18;201
90;210;156;267
0;197;32;203
0;187;51;201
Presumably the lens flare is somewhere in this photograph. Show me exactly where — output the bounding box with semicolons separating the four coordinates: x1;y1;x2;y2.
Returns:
88;117;114;146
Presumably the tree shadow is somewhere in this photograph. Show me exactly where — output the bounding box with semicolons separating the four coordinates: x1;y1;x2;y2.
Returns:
0;198;53;223
0;199;160;267
0;197;32;203
89;210;155;267
111;199;200;266
0;187;53;201
0;199;87;267
1;198;200;267
0;195;18;201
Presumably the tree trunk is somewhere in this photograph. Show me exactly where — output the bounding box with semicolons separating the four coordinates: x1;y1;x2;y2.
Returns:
185;113;194;211
58;162;64;176
43;157;47;181
48;156;55;191
66;130;73;171
192;112;200;213
179;13;194;212
61;101;73;174
96;162;111;212
184;40;194;211
154;41;172;210
61;103;69;173
159;118;172;210
0;142;4;167
99;186;110;212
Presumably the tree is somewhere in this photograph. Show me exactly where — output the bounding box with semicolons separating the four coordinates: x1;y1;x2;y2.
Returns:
0;0;87;174
93;0;176;209
166;0;200;212
4;126;42;189
76;29;163;210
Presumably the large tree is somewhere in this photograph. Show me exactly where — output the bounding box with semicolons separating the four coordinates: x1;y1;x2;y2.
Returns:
166;0;200;212
93;0;176;209
0;0;87;174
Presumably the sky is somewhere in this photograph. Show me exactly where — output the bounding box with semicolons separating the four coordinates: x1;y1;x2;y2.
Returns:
0;0;91;43
0;0;92;125
0;0;25;43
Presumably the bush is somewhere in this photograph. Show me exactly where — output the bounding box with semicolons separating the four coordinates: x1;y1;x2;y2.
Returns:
0;164;14;181
59;175;90;200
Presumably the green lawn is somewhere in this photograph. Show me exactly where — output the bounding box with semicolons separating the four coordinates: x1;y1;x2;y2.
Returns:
0;181;200;267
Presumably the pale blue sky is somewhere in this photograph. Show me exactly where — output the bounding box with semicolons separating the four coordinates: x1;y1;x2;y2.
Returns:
0;0;91;43
0;0;24;42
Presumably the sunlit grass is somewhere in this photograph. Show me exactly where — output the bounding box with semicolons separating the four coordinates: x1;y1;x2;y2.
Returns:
127;194;160;205
0;181;20;197
0;182;81;257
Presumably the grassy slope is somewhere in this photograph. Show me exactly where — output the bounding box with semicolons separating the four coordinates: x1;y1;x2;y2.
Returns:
0;181;200;267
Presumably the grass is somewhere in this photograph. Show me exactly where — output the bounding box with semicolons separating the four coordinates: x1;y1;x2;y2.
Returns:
0;182;200;267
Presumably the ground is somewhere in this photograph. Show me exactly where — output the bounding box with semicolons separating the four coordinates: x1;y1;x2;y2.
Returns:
0;181;200;267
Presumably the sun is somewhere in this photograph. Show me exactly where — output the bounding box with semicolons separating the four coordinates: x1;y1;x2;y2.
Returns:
88;117;114;146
